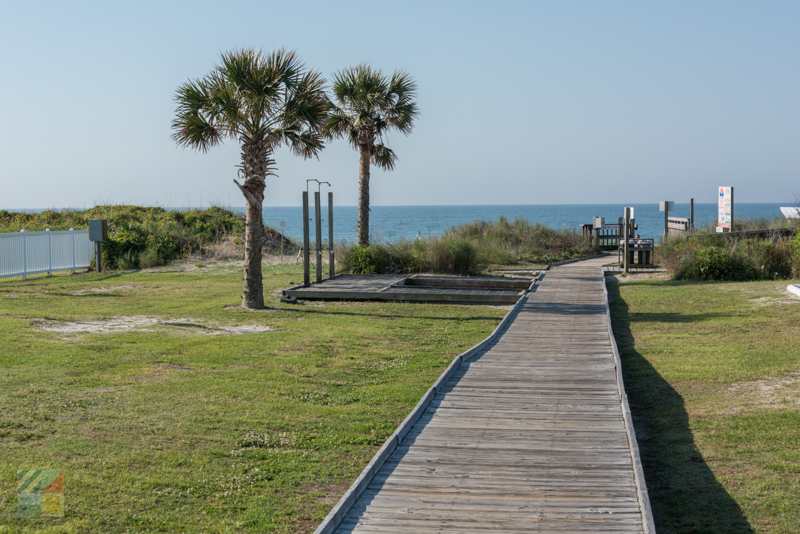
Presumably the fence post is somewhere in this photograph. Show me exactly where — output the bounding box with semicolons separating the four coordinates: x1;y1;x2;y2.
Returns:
690;198;694;231
70;228;75;273
21;229;27;280
46;228;52;277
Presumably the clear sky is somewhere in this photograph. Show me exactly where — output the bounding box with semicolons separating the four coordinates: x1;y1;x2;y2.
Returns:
2;1;798;208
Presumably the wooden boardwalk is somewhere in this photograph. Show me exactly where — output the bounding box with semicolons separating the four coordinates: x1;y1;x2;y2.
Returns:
318;258;653;533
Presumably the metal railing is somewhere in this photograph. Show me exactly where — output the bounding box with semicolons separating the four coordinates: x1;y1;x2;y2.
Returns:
0;229;93;280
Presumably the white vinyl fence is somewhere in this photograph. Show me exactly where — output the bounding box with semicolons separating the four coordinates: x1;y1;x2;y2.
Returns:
0;229;93;280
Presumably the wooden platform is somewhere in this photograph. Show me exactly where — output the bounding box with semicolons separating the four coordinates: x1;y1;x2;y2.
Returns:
315;258;654;533
284;274;538;305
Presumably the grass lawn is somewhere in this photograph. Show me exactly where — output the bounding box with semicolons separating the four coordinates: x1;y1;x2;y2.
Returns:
0;263;506;533
609;277;800;533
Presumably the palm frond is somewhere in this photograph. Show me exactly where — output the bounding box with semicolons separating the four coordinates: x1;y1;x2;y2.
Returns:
371;144;397;171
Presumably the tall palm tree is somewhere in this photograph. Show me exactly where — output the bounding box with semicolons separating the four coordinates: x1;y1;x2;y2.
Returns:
172;49;328;308
325;65;418;246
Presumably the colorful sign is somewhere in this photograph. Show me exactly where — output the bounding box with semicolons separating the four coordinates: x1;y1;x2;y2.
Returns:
17;470;64;517
718;187;732;228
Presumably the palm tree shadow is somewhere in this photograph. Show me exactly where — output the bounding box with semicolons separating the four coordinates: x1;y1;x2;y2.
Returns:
608;281;753;533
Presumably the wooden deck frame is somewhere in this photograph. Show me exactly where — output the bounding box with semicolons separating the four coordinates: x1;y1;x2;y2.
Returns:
283;274;539;305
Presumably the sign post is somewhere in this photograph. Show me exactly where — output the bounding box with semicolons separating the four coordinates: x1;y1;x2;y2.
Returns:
659;201;674;240
718;187;734;232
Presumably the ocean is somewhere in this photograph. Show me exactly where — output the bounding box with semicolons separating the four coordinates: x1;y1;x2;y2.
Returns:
6;203;789;244
254;203;788;244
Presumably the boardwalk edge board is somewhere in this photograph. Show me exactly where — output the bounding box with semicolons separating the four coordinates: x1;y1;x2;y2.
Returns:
312;283;535;534
602;275;657;533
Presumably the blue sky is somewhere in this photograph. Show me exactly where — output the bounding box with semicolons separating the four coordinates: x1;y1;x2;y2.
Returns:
2;1;798;208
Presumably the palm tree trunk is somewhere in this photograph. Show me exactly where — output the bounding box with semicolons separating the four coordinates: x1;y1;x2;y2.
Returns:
357;144;371;246
240;142;268;309
242;194;264;308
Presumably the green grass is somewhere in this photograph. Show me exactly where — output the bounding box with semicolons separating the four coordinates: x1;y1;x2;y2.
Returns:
0;264;506;533
610;277;800;533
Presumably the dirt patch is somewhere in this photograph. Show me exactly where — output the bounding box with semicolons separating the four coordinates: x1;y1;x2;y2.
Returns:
33;316;271;336
749;296;800;307
727;371;800;411
70;285;134;296
606;271;671;282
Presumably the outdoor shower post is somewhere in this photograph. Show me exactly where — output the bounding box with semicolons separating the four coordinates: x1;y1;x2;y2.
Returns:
315;191;322;283
303;191;310;287
328;192;335;280
623;208;630;274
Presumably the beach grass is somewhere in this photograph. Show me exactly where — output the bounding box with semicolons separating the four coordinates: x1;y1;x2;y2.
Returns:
0;263;506;533
609;277;800;533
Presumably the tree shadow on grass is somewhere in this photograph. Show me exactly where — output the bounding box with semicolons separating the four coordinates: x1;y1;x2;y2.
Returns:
608;281;753;533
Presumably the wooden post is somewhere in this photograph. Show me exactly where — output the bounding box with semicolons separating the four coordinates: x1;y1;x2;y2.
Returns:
594;227;600;250
280;228;284;262
303;191;310;287
690;198;694;231
96;241;102;273
314;191;322;283
618;217;623;266
328;192;335;280
663;202;669;240
623;208;630;274
730;187;734;232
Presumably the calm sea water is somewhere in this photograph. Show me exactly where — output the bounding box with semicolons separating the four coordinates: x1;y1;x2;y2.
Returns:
253;203;787;244
8;203;788;244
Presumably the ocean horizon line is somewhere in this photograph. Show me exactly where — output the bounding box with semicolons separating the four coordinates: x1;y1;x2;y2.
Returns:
2;201;794;212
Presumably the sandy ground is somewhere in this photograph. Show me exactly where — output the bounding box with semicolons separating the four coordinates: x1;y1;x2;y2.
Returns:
33;315;272;335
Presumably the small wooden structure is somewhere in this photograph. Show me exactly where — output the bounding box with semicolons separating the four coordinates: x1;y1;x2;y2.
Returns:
668;217;690;232
582;220;638;250
283;274;539;305
620;238;655;266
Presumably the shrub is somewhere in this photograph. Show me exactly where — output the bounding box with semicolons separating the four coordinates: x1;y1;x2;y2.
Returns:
691;246;729;280
427;238;478;276
345;245;389;274
138;247;164;269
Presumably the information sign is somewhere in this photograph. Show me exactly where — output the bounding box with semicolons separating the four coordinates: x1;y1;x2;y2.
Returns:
718;187;732;228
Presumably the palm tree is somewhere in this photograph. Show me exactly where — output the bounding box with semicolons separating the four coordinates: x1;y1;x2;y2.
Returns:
325;65;418;246
172;49;328;308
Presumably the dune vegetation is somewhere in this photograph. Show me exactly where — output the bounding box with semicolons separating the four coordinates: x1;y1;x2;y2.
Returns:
0;206;298;270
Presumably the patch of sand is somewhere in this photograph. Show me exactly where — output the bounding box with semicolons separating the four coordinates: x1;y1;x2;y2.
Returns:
605;271;671;282
749;296;800;307
70;285;134;296
34;315;271;335
727;372;800;411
